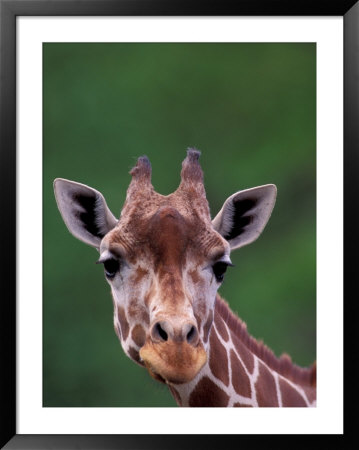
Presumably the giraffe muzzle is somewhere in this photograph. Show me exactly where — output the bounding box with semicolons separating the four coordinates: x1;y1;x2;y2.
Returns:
139;339;207;385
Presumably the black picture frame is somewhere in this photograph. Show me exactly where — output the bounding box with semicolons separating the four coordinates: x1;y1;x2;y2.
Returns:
1;1;357;448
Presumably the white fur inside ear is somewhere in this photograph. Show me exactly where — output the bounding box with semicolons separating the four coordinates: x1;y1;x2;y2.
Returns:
54;178;118;249
212;184;277;250
94;194;116;237
218;200;235;238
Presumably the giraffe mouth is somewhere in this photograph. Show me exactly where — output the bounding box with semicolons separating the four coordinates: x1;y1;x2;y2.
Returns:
139;340;207;385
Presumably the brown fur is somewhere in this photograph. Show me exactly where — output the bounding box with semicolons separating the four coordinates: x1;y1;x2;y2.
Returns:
230;349;251;398
279;378;307;407
231;329;255;373
215;294;316;387
214;313;229;342
144;283;157;308
127;346;143;366
202;310;214;344
180;148;203;183
188;268;200;284
129;155;152;180
189;376;230;407
127;300;149;324
148;206;189;272
131;324;146;347
132;266;149;284
209;329;229;386
255;362;279;406
303;384;317;403
117;306;129;341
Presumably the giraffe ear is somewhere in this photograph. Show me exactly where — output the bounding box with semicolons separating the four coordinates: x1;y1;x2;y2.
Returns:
54;178;118;249
212;184;277;250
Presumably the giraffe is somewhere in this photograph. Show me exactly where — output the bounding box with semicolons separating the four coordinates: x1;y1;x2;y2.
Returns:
54;149;316;407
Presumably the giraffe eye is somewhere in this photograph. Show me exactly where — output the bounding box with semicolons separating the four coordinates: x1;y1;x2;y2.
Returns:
103;258;120;279
212;261;232;283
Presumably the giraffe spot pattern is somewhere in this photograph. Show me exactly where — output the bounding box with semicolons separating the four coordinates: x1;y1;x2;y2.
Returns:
132;266;149;283
214;314;229;342
169;386;182;406
194;314;202;334
188;268;200;284
230;349;251;398
127;346;143;365
144;283;156;307
189;376;230;407
231;330;254;374
128;300;149;324
203;310;213;343
131;324;146;347
233;403;253;407
209;329;229;386
279;378;307;407
117;306;129;341
255;362;279;406
303;385;316;404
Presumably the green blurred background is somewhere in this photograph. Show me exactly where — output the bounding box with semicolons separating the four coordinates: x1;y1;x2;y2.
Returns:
43;43;316;407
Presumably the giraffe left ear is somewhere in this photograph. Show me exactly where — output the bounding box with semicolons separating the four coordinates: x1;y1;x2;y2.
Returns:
212;184;277;250
54;178;118;249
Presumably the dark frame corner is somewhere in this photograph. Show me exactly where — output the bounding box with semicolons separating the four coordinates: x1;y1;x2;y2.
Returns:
1;0;357;448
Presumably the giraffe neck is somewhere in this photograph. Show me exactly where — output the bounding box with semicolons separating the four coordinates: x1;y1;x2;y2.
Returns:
169;295;316;407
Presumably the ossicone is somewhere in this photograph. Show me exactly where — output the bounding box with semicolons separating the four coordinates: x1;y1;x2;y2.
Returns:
180;147;204;185
124;155;154;204
129;155;152;182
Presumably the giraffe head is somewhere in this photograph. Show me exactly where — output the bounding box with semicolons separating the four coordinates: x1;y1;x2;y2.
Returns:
54;149;276;385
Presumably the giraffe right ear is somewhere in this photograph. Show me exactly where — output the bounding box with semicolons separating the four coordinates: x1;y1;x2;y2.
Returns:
212;184;277;251
54;178;118;249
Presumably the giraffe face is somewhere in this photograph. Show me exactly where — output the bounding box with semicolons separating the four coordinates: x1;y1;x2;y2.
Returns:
54;149;276;386
99;203;231;384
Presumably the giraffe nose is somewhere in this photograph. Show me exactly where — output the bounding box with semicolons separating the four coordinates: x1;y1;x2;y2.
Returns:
151;320;199;346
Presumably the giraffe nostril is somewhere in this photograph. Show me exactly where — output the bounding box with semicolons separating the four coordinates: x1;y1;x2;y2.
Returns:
157;323;168;341
151;320;199;345
186;325;199;345
151;322;169;342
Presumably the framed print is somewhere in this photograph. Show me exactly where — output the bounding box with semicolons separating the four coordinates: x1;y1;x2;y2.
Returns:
1;0;357;448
